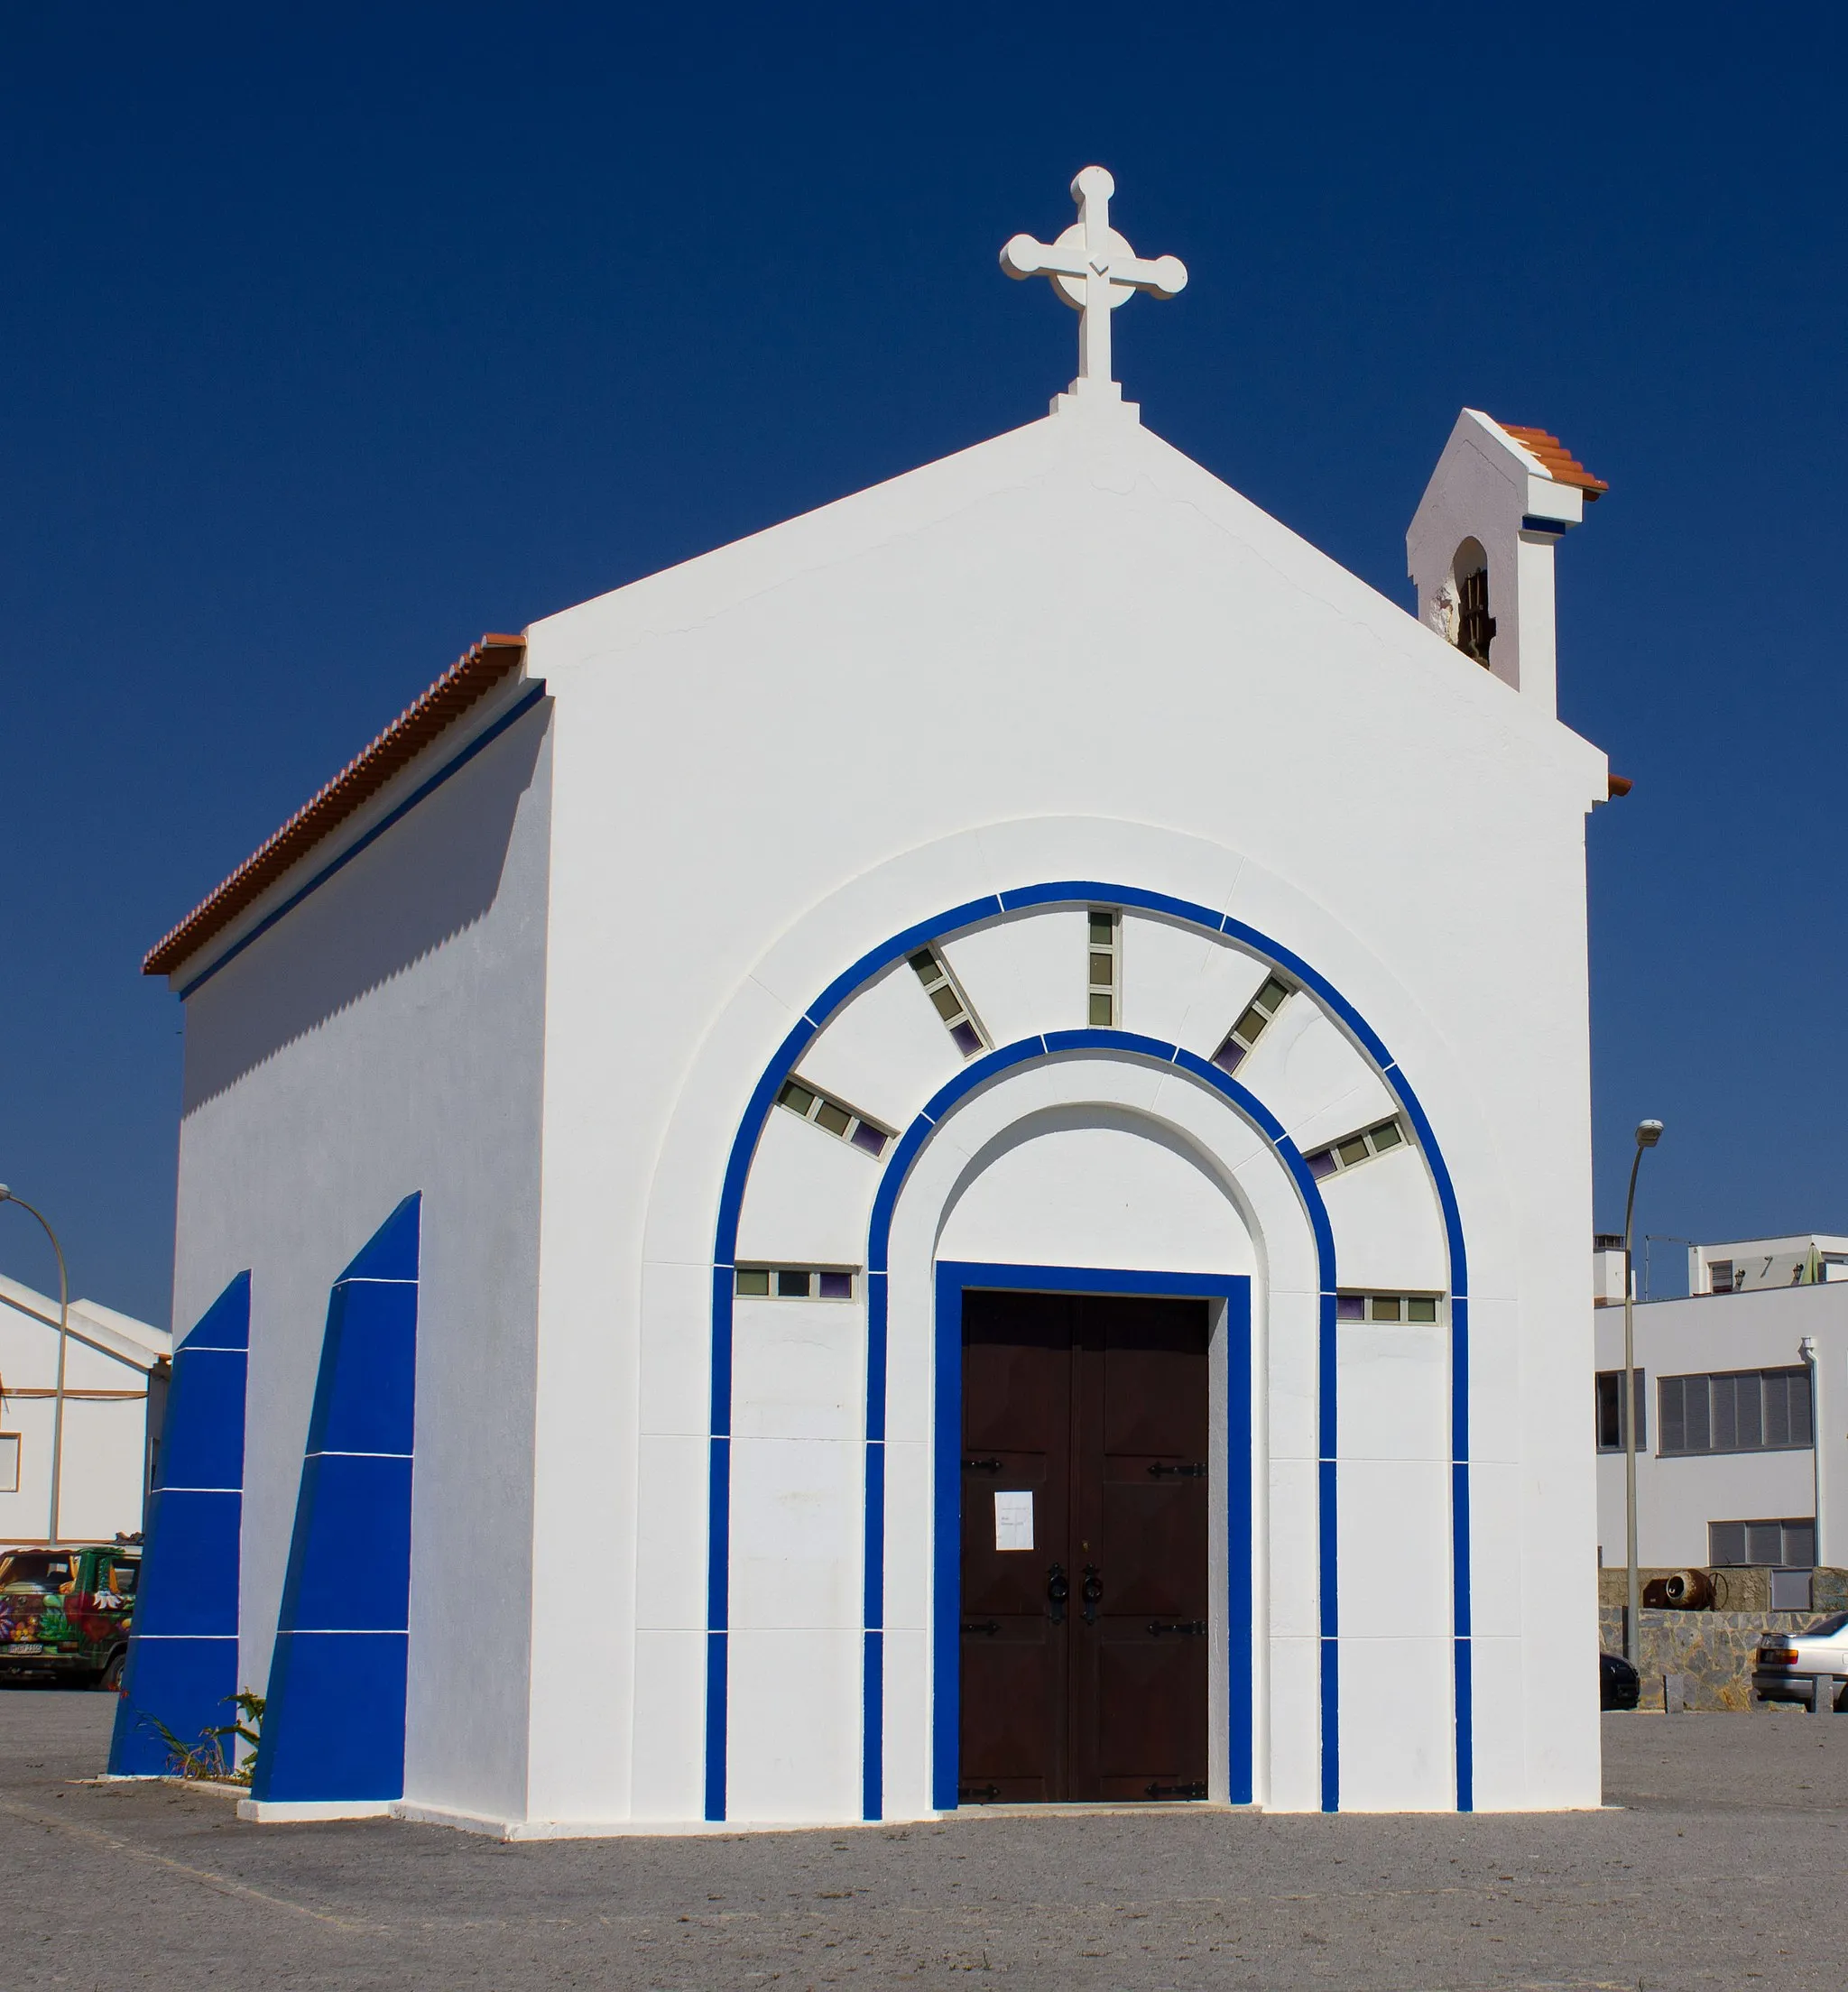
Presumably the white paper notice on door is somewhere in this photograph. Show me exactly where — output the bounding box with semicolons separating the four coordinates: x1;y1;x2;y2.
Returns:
993;1489;1034;1552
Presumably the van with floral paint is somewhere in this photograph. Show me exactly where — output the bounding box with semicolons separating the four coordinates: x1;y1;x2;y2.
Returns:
0;1541;140;1687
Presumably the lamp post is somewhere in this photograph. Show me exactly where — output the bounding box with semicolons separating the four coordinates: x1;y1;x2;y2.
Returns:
1623;1121;1664;1665
0;1185;71;1545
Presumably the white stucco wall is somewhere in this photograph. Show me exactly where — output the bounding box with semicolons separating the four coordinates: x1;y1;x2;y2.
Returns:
166;691;554;1824
518;394;1607;1821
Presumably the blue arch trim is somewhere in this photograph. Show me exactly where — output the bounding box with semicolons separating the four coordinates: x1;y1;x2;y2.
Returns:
707;881;1473;1820
108;1270;251;1776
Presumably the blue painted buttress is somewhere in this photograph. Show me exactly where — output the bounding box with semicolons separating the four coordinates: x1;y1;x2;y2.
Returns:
108;1271;251;1775
250;1194;420;1803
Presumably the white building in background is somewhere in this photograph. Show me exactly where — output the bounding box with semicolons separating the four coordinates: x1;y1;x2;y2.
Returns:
1594;1236;1848;1584
1689;1234;1848;1296
124;168;1622;1829
0;1271;170;1545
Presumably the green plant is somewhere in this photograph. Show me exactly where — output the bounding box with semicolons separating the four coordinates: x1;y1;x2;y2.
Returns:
140;1712;229;1782
209;1689;265;1786
139;1687;265;1784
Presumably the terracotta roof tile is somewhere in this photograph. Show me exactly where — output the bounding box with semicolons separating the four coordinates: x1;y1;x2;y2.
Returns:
1496;423;1609;499
143;633;527;978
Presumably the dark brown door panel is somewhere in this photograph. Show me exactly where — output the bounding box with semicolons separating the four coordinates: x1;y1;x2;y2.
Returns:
959;1288;1211;1803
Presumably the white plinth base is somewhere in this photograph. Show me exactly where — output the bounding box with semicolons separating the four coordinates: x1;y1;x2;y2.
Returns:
236;1796;395;1823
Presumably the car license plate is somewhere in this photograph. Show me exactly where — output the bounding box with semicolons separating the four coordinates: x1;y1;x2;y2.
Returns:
8;1643;43;1655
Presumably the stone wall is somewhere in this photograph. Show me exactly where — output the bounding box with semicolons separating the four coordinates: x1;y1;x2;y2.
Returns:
1597;1605;1843;1711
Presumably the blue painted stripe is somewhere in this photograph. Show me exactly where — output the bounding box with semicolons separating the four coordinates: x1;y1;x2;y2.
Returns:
174;683;549;999
1224;1279;1255;1806
707;881;1471;1820
1454;1634;1474;1812
864;1273;889;1442
1319;1634;1340;1814
703;1630;727;1823
930;1277;964;1814
861;1628;884;1821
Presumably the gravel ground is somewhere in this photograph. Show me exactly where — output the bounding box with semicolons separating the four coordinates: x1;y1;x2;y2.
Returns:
4;1687;1844;1989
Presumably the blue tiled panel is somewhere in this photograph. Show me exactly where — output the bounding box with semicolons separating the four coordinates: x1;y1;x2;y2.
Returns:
108;1272;250;1777
251;1194;420;1805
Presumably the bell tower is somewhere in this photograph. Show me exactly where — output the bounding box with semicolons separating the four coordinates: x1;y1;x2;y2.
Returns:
1407;410;1607;711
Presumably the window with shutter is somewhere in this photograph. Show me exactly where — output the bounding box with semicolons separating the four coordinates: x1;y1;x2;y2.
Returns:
1709;1520;1747;1565
1747;1521;1784;1564
1766;1372;1793;1447
1686;1376;1711;1452
1660;1375;1686;1454
1713;1374;1739;1451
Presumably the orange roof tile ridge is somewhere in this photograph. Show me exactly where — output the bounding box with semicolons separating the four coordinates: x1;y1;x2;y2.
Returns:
1495;421;1609;499
143;632;528;978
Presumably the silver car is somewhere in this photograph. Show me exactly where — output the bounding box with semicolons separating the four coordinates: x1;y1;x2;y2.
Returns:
1753;1611;1848;1709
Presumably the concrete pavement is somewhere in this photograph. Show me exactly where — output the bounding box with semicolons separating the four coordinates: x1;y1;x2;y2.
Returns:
4;1689;1844;1988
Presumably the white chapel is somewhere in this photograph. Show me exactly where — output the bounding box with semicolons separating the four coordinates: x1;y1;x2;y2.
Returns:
113;168;1615;1828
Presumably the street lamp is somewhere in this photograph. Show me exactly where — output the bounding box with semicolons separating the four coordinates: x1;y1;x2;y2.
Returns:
0;1185;71;1545
1623;1120;1664;1665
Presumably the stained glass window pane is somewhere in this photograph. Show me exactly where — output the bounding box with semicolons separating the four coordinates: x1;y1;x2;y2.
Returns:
815;1101;852;1137
1306;1149;1336;1180
777;1269;812;1298
735;1268;770;1296
1372;1296;1401;1322
1089;953;1114;986
1408;1297;1437;1323
818;1272;853;1300
1089;914;1113;945
1370;1121;1402;1149
850;1121;887;1157
1336;1296;1364;1322
1089;993;1113;1027
1336;1139;1369;1167
930;985;963;1021
950;1021;983;1057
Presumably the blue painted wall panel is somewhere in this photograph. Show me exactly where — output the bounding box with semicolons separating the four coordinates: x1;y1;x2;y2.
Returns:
279;1454;415;1633
108;1271;250;1777
258;1632;410;1802
304;1281;417;1460
251;1194;420;1805
130;1490;243;1639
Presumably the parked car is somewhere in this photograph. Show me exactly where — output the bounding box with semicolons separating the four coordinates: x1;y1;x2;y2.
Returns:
0;1543;140;1688
1601;1650;1640;1711
1753;1611;1848;1709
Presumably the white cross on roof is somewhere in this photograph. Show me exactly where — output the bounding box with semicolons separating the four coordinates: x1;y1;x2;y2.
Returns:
1001;166;1187;405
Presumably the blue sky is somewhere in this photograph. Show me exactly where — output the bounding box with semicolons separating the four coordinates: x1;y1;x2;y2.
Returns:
2;5;1842;1320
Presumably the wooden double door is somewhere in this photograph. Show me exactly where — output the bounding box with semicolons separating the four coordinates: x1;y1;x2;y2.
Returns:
958;1289;1211;1803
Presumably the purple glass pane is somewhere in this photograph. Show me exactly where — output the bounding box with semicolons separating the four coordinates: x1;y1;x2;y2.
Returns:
850;1121;887;1157
1211;1038;1246;1075
1336;1295;1365;1322
950;1020;983;1057
818;1271;853;1300
1306;1149;1336;1180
